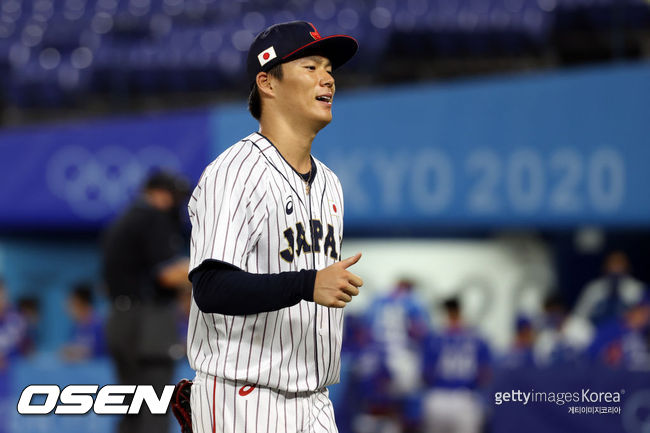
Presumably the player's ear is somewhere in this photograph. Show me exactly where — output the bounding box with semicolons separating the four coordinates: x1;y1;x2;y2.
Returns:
256;72;274;98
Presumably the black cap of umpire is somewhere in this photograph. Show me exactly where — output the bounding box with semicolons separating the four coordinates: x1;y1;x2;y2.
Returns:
143;170;190;204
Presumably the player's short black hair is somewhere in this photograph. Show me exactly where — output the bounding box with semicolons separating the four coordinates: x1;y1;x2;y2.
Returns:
248;63;284;121
443;297;460;313
71;283;94;306
18;297;40;312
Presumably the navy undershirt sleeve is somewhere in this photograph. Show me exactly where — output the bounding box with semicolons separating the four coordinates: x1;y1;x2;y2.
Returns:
190;260;317;315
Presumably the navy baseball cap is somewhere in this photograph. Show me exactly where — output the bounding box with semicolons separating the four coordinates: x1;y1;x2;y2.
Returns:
246;21;358;88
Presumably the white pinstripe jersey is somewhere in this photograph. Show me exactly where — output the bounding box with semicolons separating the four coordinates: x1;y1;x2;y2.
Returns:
187;132;345;393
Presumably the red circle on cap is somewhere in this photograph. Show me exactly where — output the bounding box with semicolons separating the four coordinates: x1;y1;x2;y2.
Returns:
263;52;270;60
333;204;337;212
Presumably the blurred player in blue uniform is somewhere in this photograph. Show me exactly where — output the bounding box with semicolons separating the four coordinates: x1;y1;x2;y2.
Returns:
60;283;106;362
0;278;26;433
422;298;491;433
534;294;592;367
500;315;537;369
573;251;645;327
359;278;432;432
588;292;650;370
334;313;374;433
16;297;39;356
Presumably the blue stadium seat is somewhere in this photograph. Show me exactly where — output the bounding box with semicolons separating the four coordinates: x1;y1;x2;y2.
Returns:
0;0;647;106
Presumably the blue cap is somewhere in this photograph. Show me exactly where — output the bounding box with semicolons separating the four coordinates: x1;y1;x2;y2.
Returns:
246;21;358;88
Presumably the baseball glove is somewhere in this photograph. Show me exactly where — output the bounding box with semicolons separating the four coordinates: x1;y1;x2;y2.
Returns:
171;379;193;433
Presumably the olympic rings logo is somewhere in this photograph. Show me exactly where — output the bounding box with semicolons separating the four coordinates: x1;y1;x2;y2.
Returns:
46;145;181;220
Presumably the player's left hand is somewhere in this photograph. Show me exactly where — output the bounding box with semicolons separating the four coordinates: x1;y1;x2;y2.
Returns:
313;253;363;308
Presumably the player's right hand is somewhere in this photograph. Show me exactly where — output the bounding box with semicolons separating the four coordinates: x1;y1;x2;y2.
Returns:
313;253;363;308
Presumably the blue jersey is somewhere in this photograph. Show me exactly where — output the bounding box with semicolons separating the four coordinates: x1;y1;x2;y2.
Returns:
588;318;650;369
0;308;25;398
68;314;106;358
0;308;25;362
365;291;432;348
499;345;536;369
423;327;491;390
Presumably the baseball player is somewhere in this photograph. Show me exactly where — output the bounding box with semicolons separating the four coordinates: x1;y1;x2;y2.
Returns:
183;21;362;433
422;298;491;433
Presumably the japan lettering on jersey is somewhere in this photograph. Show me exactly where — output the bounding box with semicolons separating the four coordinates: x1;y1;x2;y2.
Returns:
186;132;344;393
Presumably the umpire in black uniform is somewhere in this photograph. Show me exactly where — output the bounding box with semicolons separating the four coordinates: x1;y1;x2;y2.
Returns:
102;171;191;433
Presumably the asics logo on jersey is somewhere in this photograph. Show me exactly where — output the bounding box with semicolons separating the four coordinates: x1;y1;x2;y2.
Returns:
280;220;339;263
238;385;255;397
285;195;294;215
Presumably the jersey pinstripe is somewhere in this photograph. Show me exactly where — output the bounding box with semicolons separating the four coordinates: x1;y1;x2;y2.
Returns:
190;372;338;433
187;132;345;393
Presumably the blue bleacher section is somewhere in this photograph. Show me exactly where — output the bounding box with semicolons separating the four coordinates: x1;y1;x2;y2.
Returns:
0;0;648;107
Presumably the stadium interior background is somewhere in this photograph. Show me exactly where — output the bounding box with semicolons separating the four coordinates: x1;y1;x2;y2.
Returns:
1;0;650;432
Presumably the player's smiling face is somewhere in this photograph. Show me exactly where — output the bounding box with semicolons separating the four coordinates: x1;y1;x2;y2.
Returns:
274;55;335;128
